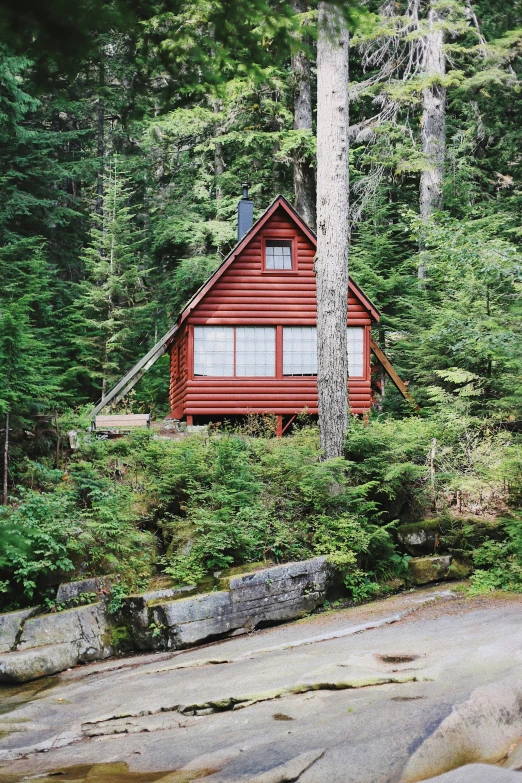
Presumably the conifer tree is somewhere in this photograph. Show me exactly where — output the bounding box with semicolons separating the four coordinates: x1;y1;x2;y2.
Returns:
80;157;153;402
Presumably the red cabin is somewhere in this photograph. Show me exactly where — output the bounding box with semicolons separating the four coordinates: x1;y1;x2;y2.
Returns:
167;194;380;434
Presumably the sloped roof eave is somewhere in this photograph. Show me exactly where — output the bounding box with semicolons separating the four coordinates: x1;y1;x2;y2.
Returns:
167;195;380;347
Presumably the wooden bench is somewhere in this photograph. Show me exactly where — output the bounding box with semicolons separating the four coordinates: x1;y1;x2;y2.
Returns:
93;414;150;432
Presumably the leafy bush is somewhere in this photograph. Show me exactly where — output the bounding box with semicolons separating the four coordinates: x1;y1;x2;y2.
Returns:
138;427;402;595
344;413;519;521
469;513;522;594
0;461;154;610
3;410;519;611
70;427;405;597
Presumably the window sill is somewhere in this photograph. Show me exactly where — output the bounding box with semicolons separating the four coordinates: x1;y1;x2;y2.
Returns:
261;268;299;275
193;375;277;379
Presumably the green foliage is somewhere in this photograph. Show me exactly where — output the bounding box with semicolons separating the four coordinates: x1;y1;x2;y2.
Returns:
2;413;521;610
118;429;402;595
148;620;166;639
110;625;132;649
106;583;128;615
8;428;403;601
345;413;519;523
343;571;381;603
1;0;522;608
469;513;522;594
79;157;154;399
0;461;154;610
44;591;97;614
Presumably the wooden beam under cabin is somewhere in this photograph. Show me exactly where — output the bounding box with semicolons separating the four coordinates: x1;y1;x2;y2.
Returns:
89;324;179;418
370;337;418;408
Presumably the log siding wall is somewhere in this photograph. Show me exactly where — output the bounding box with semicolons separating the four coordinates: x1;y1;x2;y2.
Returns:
169;205;374;418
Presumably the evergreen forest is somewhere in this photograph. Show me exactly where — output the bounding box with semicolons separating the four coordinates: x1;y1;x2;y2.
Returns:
1;0;522;611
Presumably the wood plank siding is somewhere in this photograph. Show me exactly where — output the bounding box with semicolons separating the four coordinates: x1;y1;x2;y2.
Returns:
168;198;378;420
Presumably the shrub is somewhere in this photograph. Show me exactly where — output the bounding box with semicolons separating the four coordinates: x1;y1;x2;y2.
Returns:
4;410;517;611
469;513;522;594
0;460;154;610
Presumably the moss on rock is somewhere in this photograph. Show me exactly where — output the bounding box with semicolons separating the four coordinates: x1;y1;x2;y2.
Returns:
409;556;452;585
447;560;471;580
398;520;441;556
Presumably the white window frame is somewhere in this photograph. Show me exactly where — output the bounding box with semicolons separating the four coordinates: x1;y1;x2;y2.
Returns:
283;327;317;376
193;326;234;377
193;326;276;378
346;327;365;378
264;239;294;271
282;326;366;378
236;327;276;377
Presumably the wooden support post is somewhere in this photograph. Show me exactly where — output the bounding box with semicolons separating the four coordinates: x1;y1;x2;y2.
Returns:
370;338;418;408
282;414;297;436
186;415;193;427
276;415;283;438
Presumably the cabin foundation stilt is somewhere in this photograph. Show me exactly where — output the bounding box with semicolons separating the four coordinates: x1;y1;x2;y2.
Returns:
276;415;283;438
186;415;193;427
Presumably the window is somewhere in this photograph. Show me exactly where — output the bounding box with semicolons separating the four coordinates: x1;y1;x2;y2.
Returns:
194;326;234;376
347;327;364;377
236;327;275;376
283;327;317;375
193;326;275;377
282;326;365;377
265;240;293;270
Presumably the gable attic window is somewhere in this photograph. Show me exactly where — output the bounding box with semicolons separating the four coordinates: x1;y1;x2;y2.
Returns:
193;326;275;377
265;240;293;270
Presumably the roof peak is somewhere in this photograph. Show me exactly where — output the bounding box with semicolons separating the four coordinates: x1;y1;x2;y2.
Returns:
174;194;379;328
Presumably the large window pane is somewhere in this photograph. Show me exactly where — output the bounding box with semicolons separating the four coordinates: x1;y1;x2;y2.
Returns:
265;240;293;270
193;326;234;376
347;327;364;376
283;327;317;375
236;327;276;376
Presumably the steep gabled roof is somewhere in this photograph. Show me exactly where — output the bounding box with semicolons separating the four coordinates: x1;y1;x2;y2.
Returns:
172;194;380;337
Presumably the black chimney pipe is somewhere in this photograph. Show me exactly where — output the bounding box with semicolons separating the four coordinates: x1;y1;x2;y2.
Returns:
237;183;254;241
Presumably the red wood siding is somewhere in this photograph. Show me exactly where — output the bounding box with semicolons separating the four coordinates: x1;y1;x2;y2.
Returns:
169;204;375;418
169;325;188;419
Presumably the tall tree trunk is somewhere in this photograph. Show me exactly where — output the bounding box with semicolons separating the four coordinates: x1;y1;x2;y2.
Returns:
3;412;8;505
418;1;446;280
316;1;350;459
214;139;224;201
96;54;105;219
291;0;316;230
212;99;224;202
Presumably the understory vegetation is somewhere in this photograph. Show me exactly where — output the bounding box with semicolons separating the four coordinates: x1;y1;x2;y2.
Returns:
1;408;521;611
1;1;522;611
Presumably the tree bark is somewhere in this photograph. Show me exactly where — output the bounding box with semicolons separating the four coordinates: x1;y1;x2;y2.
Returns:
291;0;316;230
96;53;105;219
316;1;350;459
418;1;446;280
212;98;224;203
3;412;8;505
214;139;224;201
